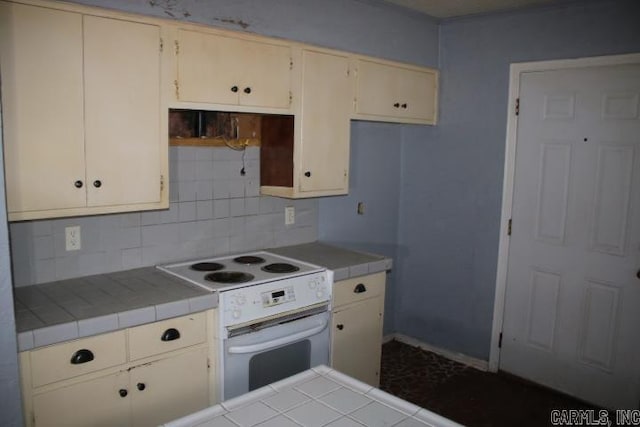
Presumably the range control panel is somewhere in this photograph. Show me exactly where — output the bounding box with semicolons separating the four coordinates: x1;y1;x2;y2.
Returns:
262;286;295;307
220;270;331;328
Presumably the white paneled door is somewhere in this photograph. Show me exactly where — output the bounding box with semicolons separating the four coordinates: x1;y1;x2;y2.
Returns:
501;63;640;409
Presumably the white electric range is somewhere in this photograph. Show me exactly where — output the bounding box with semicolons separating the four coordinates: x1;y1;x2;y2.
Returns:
157;251;333;400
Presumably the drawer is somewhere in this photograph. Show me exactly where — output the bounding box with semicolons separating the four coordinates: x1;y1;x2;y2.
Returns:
30;330;127;388
333;272;385;308
128;311;207;361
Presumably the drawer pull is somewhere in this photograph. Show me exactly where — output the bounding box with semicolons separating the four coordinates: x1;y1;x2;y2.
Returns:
161;328;181;342
137;382;146;391
119;389;128;398
336;324;344;330
70;349;94;365
354;283;367;293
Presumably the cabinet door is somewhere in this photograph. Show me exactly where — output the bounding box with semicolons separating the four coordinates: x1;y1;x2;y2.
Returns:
84;16;162;207
239;39;291;109
177;29;241;105
354;59;399;117
0;3;86;213
355;58;438;124
130;349;209;427
32;372;130;427
177;30;291;109
331;297;383;387
299;50;351;194
397;67;437;121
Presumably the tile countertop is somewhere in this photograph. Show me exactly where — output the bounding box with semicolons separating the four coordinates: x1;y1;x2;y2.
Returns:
13;267;217;352
13;242;391;352
162;365;463;427
269;242;393;282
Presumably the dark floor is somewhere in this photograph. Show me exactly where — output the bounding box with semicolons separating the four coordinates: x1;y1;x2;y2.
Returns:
379;340;602;427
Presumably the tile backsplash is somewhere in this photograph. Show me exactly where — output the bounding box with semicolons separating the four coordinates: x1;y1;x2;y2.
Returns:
9;146;318;287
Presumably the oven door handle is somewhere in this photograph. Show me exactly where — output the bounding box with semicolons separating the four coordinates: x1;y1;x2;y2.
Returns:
227;319;328;355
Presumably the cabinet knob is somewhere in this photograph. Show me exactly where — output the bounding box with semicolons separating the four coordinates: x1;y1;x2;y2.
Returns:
231;85;239;93
93;180;102;188
393;103;400;108
74;180;83;189
336;324;344;330
70;349;94;365
137;382;146;391
244;87;252;94
304;171;311;177
354;283;367;294
401;103;407;109
119;389;128;398
161;328;181;342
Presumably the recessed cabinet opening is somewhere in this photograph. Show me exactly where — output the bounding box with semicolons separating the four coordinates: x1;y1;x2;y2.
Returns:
168;108;295;188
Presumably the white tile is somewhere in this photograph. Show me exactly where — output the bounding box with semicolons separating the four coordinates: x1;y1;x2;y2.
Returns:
319;387;371;414
326;370;373;394
254;415;300;427
366;388;421;415
349;401;407;427
295;376;341;398
224;402;277;427
394;417;434;427
195;417;237;427
311;365;332;375
221;386;277;411
285;401;341;427
270;370;318;391
262;387;310;412
324;418;365;427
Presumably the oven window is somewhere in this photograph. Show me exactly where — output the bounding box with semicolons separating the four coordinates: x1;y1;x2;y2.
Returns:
249;340;311;391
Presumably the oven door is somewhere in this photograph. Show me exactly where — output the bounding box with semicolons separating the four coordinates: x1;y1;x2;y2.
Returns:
223;309;330;400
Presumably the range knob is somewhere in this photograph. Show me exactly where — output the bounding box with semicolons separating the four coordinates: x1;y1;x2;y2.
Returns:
308;279;317;289
235;295;247;306
232;310;241;319
316;290;325;299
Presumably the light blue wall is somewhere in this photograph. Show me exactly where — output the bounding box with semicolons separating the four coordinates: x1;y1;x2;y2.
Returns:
397;0;640;359
318;122;406;334
0;103;23;425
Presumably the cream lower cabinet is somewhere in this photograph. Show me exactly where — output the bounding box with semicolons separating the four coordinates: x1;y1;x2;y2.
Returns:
354;57;438;124
20;311;214;427
0;1;167;221
330;272;386;387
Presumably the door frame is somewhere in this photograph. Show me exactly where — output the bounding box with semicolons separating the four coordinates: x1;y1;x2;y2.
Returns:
489;52;640;372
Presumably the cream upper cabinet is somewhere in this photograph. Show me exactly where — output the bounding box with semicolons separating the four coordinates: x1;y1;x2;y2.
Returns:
0;3;86;214
260;48;352;198
298;49;351;195
176;29;292;110
331;272;386;387
354;58;438;124
0;2;168;221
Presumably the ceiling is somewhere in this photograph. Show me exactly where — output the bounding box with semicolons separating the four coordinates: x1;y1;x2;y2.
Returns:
382;0;567;18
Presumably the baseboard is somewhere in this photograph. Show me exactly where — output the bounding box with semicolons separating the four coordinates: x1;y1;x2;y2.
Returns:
386;333;489;371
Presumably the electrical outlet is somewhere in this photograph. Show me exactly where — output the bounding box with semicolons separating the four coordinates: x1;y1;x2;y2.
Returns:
357;202;365;215
285;206;295;225
65;226;81;251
